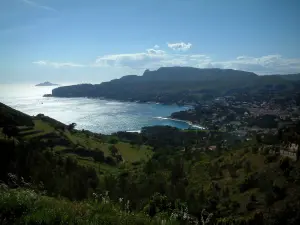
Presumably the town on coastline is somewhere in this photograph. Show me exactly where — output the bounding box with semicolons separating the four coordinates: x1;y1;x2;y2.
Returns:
170;90;300;160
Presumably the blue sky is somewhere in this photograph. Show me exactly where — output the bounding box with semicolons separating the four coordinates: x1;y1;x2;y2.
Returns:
0;0;300;83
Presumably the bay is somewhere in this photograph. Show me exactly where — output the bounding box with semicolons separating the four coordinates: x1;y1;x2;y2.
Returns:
0;84;194;134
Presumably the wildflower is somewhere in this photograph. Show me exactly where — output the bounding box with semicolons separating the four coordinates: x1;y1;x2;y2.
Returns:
125;200;130;213
201;209;213;225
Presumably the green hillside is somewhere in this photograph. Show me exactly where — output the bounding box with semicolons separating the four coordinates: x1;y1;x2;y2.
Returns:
0;102;34;127
0;188;177;225
1;102;300;224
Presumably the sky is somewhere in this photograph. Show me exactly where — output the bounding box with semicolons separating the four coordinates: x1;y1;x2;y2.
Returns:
0;0;300;84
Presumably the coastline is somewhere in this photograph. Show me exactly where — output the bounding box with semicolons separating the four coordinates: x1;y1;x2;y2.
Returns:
49;93;196;108
154;116;205;130
43;94;201;132
125;118;205;134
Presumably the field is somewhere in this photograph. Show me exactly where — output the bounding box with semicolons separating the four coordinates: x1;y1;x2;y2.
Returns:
1;117;153;174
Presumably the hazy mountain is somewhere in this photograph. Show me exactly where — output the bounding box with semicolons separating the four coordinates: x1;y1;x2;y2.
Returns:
277;73;300;81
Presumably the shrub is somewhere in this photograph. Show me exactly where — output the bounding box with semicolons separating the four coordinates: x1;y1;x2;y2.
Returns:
0;189;179;225
265;155;278;164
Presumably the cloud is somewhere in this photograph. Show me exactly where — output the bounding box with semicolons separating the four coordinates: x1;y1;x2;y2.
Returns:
94;49;167;68
217;55;300;74
146;48;165;55
167;42;192;51
94;49;214;70
94;51;300;74
154;45;160;49
33;49;300;75
33;60;85;68
21;0;58;12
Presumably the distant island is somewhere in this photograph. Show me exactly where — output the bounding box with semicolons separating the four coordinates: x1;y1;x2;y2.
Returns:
36;81;59;87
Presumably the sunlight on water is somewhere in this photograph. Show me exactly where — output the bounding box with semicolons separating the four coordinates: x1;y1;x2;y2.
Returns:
0;84;192;134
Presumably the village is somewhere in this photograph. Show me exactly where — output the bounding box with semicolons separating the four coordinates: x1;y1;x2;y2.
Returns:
171;91;300;160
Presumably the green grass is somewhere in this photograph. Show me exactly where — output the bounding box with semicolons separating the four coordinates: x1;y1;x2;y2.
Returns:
64;131;111;155
21;119;55;139
65;131;153;163
0;188;178;225
77;157;119;174
34;119;54;133
115;142;153;163
53;145;66;151
187;147;286;217
12;118;153;176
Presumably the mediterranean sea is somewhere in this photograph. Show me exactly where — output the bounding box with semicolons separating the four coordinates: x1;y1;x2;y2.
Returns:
0;84;196;134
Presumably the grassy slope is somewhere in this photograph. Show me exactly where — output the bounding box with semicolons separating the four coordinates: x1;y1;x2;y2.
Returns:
0;102;33;127
0;101;153;175
16;118;152;174
187;145;294;217
0;188;177;225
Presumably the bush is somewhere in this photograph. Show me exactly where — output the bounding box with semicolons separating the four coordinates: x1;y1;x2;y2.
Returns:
0;189;179;225
109;138;119;144
279;157;292;177
239;173;257;193
265;155;278;164
252;146;258;154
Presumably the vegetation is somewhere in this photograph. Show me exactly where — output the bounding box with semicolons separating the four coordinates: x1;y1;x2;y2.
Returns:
1;102;300;224
0;102;33;127
0;188;177;225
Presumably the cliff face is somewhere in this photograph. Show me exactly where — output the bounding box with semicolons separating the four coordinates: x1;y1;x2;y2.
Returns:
51;67;293;104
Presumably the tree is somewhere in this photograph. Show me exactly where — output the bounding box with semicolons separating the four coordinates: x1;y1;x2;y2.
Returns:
109;145;119;157
2;125;19;139
48;139;55;151
244;160;252;174
68;123;77;131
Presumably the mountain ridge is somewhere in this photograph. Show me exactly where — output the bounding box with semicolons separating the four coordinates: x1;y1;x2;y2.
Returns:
51;67;300;104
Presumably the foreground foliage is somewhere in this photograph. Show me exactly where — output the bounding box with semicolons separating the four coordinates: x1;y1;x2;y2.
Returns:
0;188;178;225
1;102;300;224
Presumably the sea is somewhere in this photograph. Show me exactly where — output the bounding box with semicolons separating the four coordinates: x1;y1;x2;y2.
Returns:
0;84;198;134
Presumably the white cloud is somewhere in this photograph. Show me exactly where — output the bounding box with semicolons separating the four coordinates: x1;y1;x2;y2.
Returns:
21;0;58;12
154;45;160;49
146;48;165;55
94;49;167;68
94;51;300;74
33;60;85;68
167;42;192;51
33;49;300;75
216;55;300;74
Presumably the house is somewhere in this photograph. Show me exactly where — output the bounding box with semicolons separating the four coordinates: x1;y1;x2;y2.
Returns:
280;143;299;161
208;146;217;151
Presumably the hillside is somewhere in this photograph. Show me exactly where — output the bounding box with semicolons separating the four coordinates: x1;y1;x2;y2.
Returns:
278;73;300;81
1;102;300;224
0;102;153;179
0;189;176;225
51;67;296;104
0;102;34;127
